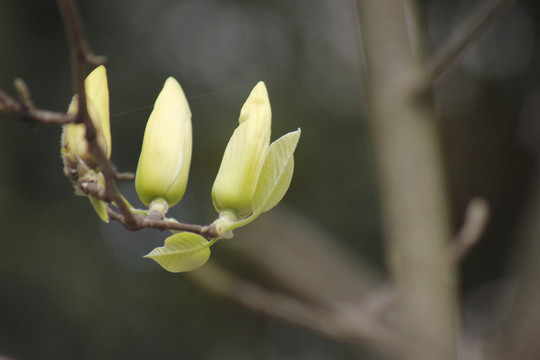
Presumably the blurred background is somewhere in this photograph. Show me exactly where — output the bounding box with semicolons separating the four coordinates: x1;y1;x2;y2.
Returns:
0;0;539;358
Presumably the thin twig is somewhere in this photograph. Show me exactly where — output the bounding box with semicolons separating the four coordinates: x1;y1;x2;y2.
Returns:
188;261;404;356
106;207;218;238
447;197;490;262
427;0;517;82
0;88;76;124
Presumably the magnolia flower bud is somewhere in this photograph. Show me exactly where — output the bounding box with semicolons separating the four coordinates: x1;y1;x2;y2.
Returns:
61;65;111;169
135;77;192;209
212;81;271;218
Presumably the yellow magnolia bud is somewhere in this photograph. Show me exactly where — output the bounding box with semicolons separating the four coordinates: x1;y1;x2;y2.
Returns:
135;77;192;209
212;81;271;217
61;65;111;168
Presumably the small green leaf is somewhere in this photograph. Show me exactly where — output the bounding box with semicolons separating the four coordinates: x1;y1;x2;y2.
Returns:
252;129;301;215
144;233;215;273
89;196;109;223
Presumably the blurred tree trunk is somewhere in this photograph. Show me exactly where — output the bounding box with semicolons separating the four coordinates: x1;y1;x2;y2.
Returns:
356;1;457;359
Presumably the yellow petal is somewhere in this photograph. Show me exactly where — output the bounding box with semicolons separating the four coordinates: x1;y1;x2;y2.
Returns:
61;66;111;168
135;77;192;207
212;81;271;217
85;65;111;158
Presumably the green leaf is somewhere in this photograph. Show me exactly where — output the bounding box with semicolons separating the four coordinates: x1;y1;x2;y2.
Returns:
252;128;301;215
144;233;215;273
89;196;109;223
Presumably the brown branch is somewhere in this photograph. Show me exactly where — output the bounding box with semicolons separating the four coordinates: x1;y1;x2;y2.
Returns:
427;0;517;82
0;86;76;124
76;179;218;238
188;261;404;356
106;207;218;238
0;0;103;126
56;0;138;229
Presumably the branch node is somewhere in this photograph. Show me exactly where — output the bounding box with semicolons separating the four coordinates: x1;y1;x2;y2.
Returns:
13;78;34;109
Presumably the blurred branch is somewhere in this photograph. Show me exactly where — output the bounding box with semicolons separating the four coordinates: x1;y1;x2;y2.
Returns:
207;198;487;357
224;207;380;305
360;197;490;320
189;261;404;356
357;1;457;359
494;171;540;360
448;197;490;262
198;207;408;356
427;0;517;82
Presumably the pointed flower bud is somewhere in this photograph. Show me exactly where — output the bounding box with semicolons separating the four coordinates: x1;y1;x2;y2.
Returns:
135;77;192;209
212;81;271;218
61;65;111;169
